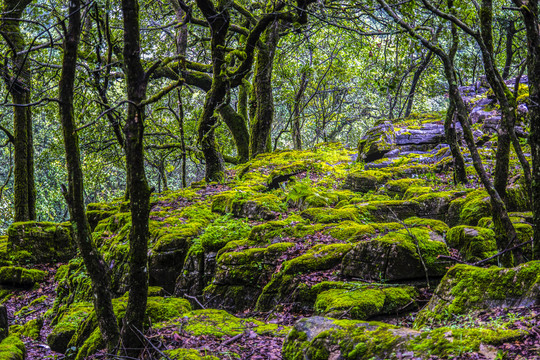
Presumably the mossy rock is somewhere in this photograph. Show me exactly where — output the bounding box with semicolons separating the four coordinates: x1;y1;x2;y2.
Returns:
314;285;418;320
354;200;421;222
447;190;491;226
48;302;94;353
414;261;540;327
282;316;523;360
0;266;46;287
155;309;289;338
414;190;467;219
67;296;192;358
402;217;449;236
0;336;26;360
211;191;284;220
9;317;43;340
301;207;360;224
357;120;396;162
267;162;311;189
446;226;497;262
6;221;74;264
86;202;118;231
163;348;219;360
247;216;323;243
342;228;449;282
205;242;295;311
403;186;432;200
342;170;394;193
379;178;426;199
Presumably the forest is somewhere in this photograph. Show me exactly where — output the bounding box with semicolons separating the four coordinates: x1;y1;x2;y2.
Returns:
0;0;539;359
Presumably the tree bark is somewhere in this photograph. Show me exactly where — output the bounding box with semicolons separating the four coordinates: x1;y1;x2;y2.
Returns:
292;70;308;150
120;0;152;355
404;50;433;118
0;0;36;221
513;0;540;259
57;0;120;352
250;20;280;157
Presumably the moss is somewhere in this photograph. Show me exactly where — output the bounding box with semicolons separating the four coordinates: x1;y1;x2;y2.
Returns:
10;318;43;340
415;261;540;327
301;207;360;224
189;214;251;256
447;190;491;226
14;295;48;317
314;285;417;320
157;309;289;338
163;348;220;360
343;170;395;193
403;217;449;235
6;221;74;264
248;216;323;243
0;266;46;287
48;302;94;353
282;243;352;275
211;190;285;220
380;178;427;198
446;226;497;262
407;327;523;357
0;336;26;360
353;200;421;222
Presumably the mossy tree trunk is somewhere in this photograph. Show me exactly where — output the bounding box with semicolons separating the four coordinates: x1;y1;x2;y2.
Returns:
57;0;120;351
378;0;520;266
195;0;229;182
120;0;152;355
0;0;36;222
514;0;540;259
250;20;280;157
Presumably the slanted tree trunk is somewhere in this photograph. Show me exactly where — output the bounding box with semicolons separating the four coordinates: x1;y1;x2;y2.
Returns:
513;0;540;259
0;0;36;221
404;50;433;118
57;0;120;352
120;0;152;355
250;20;280;157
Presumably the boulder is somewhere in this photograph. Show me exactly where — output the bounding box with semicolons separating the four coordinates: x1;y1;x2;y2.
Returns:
415;261;540;327
446;226;497;262
0;266;46;287
342;228;449;282
357;121;396;162
7;222;74;264
395;123;445;146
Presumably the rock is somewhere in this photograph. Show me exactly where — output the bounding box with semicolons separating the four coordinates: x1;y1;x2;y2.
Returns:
342;228;449;282
395;123;445;146
470;109;497;125
446;226;497;262
0;266;46;287
343;170;394;193
357;121;396;162
482;115;502;133
282;316;522;360
415;261;540;327
266;162;309;189
0;305;7;340
6;222;74;264
0;336;26;360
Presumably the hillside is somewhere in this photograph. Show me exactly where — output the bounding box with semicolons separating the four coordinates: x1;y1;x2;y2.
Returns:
0;83;538;360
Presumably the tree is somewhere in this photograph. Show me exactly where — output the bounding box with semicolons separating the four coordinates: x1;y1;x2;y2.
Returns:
0;0;36;221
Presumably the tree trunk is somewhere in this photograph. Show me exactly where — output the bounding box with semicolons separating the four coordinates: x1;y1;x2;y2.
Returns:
404;50;433;118
57;0;120;352
1;0;36;221
445;101;468;184
292;70;308;150
514;0;540;259
250;20;280;157
502;20;516;80
120;0;151;356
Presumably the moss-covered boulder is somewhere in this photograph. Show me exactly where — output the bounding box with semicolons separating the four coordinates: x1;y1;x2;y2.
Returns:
0;266;46;287
211;191;284;220
256;244;353;311
266;162;311;189
9;317;43;340
357;121;396;162
204;242;294;310
414;190;467;220
47;302;94;353
314;285;417;320
446;226;497;262
0;336;26;360
86;202;118;231
342;228;449;282
6;221;74;264
343;170;394;193
379;178;426;199
282;316;523;360
415;261;540;327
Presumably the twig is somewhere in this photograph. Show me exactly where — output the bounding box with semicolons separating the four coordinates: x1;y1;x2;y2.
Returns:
184;294;206;309
220;333;243;347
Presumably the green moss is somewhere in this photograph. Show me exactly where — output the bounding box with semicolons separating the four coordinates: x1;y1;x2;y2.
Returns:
381;178;427;198
301;207;360;224
415;261;540;327
343;170;395;192
10;318;43;340
282;243;352;275
0;266;46;287
166;309;289;338
448;190;491;226
403;217;449;235
211;190;285;219
446;226;497;262
0;336;26;360
14;295;48;317
407;327;523;357
163;348;220;360
314;285;417;320
248;216;323;243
